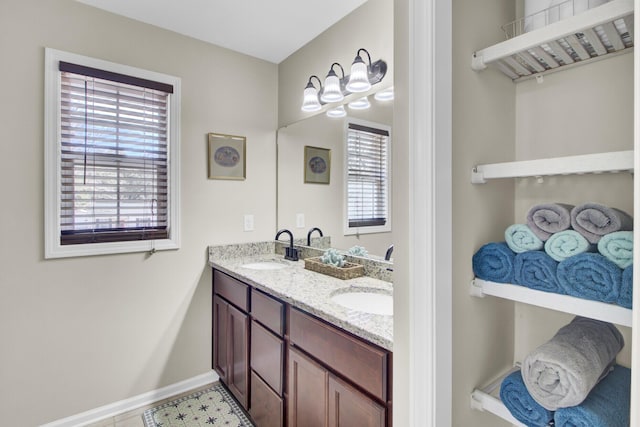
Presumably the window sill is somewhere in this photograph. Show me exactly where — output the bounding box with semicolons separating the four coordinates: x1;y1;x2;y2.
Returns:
45;238;180;259
343;224;391;236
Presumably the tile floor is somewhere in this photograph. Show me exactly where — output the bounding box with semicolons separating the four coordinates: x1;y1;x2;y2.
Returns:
85;382;217;427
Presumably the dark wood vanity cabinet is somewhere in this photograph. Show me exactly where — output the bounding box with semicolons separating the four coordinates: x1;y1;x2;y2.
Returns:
288;308;389;427
212;270;250;409
212;268;392;427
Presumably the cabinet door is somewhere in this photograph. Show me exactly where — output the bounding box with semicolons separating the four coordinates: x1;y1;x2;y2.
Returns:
288;347;328;427
328;374;386;427
227;303;250;409
250;370;283;427
212;294;228;383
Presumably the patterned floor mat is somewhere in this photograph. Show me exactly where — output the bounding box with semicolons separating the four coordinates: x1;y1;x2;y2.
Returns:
142;383;254;427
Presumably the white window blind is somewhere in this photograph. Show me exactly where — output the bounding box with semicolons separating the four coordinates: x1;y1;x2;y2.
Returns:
346;122;390;229
59;62;172;245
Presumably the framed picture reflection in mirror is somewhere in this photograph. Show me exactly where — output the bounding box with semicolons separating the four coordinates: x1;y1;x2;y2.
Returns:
304;145;331;184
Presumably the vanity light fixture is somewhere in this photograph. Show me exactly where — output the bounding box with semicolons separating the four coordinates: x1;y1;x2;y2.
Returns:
321;63;345;103
326;105;347;118
348;96;370;110
374;86;394;101
301;75;323;112
300;48;387;112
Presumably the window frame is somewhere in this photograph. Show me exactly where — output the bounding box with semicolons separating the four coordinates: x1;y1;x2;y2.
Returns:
44;48;181;258
343;118;392;236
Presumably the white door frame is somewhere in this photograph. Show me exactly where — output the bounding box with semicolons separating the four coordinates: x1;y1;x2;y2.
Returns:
402;0;452;425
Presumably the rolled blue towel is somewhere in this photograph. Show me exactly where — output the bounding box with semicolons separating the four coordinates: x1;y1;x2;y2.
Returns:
522;317;624;410
554;365;631;427
571;203;633;244
472;242;516;283
620;265;633;309
544;230;594;262
557;253;622;304
597;231;633;269
526;203;574;241
505;224;544;253
500;370;554;427
514;251;561;294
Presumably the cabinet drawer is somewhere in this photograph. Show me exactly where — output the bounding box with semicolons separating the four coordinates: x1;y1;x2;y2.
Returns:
250;370;283;427
251;320;284;395
213;269;249;312
251;288;284;336
289;308;389;402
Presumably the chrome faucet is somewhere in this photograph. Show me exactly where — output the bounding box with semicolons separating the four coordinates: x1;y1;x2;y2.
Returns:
385;244;394;261
275;229;299;261
306;227;323;246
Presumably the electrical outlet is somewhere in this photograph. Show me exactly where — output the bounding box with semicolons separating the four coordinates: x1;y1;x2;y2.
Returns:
296;213;305;228
244;214;254;232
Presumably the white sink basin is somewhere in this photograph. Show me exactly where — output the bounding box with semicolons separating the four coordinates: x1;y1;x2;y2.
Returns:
240;261;288;270
330;289;393;316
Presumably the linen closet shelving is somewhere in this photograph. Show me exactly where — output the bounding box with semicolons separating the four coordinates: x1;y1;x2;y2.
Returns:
467;0;635;424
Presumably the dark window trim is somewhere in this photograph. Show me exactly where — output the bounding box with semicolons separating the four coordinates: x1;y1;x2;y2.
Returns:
348;122;390;137
59;61;174;94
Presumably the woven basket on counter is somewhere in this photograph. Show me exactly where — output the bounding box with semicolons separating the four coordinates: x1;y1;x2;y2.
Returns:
304;256;364;280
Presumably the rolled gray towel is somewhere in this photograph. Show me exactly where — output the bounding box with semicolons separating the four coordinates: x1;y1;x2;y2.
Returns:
522;316;624;410
526;203;574;241
571;203;633;244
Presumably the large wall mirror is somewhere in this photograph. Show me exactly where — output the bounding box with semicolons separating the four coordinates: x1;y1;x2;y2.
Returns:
276;90;393;259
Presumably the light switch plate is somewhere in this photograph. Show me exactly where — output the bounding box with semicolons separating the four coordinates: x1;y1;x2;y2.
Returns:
296;213;305;228
244;214;254;232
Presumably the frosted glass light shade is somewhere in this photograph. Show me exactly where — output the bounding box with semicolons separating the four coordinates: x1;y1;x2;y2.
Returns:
321;73;344;103
346;60;371;93
301;86;321;112
326;105;346;118
348;96;370;110
374;86;394;101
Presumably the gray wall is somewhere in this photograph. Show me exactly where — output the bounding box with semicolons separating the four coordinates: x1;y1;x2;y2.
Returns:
0;1;277;424
452;1;517;426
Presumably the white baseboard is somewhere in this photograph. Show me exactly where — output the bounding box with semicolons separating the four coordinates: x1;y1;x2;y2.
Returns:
40;371;220;427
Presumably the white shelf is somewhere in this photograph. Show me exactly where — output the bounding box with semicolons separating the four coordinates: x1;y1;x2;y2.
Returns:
471;0;634;81
471;150;633;184
470;367;527;427
470;279;633;327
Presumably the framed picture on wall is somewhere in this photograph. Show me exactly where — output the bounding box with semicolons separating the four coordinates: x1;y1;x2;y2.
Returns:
304;145;331;184
208;133;246;180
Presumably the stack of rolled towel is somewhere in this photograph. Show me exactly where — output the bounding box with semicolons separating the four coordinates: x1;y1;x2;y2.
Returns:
472;202;633;309
499;317;631;427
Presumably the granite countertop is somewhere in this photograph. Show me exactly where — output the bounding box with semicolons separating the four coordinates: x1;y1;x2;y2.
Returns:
209;251;393;351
